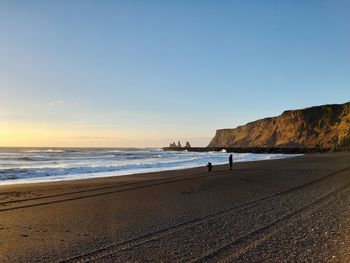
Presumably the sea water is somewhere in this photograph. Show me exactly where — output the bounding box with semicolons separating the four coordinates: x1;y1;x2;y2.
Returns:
0;148;295;184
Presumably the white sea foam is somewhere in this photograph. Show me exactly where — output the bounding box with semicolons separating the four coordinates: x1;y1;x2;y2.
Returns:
0;148;298;185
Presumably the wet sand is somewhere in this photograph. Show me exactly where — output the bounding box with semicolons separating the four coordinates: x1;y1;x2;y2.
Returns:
1;152;350;262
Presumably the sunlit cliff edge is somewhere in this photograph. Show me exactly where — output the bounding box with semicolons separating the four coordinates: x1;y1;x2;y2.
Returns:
208;102;350;148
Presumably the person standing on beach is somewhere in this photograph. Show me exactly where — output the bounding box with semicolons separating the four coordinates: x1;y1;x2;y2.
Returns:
229;154;233;171
207;162;213;172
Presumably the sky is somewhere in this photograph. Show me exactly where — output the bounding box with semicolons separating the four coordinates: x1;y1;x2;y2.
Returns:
0;0;349;147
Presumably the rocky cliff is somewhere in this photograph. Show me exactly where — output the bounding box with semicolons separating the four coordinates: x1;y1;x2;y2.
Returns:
208;102;350;148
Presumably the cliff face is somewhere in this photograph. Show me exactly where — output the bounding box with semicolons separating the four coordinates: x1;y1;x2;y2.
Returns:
208;102;350;148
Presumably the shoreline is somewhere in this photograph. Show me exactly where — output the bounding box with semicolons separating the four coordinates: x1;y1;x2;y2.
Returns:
2;152;350;262
0;152;298;186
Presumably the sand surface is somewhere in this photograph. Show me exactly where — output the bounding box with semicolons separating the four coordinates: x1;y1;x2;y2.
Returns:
1;152;350;262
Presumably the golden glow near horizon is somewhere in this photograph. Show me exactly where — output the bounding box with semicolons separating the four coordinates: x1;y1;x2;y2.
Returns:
0;121;209;147
0;122;148;147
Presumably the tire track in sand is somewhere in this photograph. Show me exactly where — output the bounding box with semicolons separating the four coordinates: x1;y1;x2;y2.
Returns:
0;170;229;212
191;171;350;263
60;167;350;263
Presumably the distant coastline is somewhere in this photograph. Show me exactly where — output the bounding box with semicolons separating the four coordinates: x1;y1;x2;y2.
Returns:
163;146;350;154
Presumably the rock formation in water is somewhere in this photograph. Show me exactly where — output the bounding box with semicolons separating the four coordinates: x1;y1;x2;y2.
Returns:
208;102;350;148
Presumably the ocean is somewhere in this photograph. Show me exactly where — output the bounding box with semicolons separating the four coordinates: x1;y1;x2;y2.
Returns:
0;148;295;184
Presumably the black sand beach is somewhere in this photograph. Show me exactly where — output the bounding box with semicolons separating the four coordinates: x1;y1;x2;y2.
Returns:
1;152;350;262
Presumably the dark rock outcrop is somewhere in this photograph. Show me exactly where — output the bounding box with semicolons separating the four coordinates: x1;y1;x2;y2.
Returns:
208;102;350;148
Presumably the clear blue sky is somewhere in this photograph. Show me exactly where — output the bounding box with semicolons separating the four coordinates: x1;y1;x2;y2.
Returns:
0;0;349;147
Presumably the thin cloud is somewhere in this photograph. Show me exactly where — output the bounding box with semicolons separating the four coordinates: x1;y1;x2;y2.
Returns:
48;100;64;107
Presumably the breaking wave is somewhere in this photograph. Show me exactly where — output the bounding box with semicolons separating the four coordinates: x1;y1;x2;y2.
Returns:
0;148;296;184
